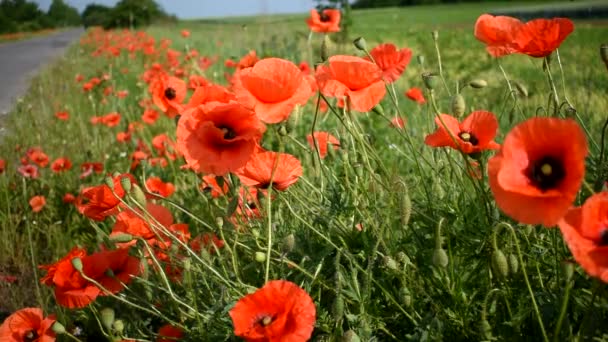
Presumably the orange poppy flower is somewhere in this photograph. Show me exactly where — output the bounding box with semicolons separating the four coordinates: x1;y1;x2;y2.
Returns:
236;149;303;191
558;192;608;282
234;58;313;124
116;131;131;143
315;55;386;112
29;195;46;213
176;102;265;175
54;111;69;121
18;164;39;179
188;74;209;89
0;307;56;342
307;131;340;159
367;43;412;83
185;83;236;111
111;202;174;244
306;8;341;33
424;111;500;154
157;325;184;342
514;17;574;58
151;75;187;117
230;280;316;342
488;117;588;227
27;148;49;168
474;14;523;57
76;173;135;221
181;29;190;38
405;87;425;104
146;177;175;198
51;157;72;173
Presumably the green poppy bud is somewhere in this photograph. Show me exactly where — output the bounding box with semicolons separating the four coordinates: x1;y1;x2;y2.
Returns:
112;320;125;333
131;184;147;208
383;256;399;271
100;308;115;330
110;233;134;243
417;55;425;66
479;319;492;340
514;81;528;97
255;251;266;263
104;176;114;190
71;257;83;271
469;79;488;89
508;253;519;274
277;125;288;137
321;35;330;62
342;330;361;342
432;248;449;268
562;260;575;282
371;104;384;116
451;93;466;118
431;30;439;41
281;234;295;254
332;295;344;320
353;37;367;52
51;322;66;335
492;249;509;280
422;72;439;90
120;175;131;193
399;286;412;308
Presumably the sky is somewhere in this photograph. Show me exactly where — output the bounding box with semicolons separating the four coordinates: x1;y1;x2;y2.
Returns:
34;0;318;19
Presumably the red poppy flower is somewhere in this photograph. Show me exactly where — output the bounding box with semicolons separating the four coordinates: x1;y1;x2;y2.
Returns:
17;164;39;179
0;308;56;342
190;233;225;254
514;17;574;58
367;43;412;83
29;195;46;213
236;149;303;191
0;159;6;174
185;83;236;111
63;193;76;204
474;14;523;57
116;90;129;99
424;111;500;154
142;109;160;124
230;280;316;342
315;55;386;112
100;112;121;127
307;131;340;159
390;116;406;129
405;87;425;104
0;274;17;283
488;117;588;227
27;148;49;168
146;177;175;198
51;157;72;173
181;29;190;38
55;111;69;121
176;102;265;175
200;175;229;198
76;173;135;221
234;58;313;124
558;192;608;282
306;8;341;33
116;131;131;143
151;75;187;117
157;325;184;342
79;162;103;179
188;74;209;89
90;248;142;294
111;202;174;243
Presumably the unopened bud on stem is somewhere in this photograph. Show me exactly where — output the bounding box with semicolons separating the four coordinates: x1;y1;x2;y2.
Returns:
353;37;367;52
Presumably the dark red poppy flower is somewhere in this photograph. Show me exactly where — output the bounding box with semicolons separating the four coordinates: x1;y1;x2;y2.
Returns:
306;8;341;33
0;158;5;174
424;111;500;154
488;117;588;226
307;132;340;159
405;87;425;104
474;14;523;57
157;325;184;342
0;307;56;342
101;112;121;127
315;55;385;112
176;102;265;175
190;233;225;254
514;17;574;57
558;192;608;282
230;280;316;342
63;193;76;204
51;157;72;173
367;43;412;83
236;149;303;191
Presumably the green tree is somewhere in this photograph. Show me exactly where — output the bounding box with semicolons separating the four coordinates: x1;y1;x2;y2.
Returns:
81;3;112;28
47;0;81;26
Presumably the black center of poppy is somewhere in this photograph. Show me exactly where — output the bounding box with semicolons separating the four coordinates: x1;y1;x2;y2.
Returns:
164;87;176;100
599;228;608;246
219;126;236;140
24;330;38;342
319;11;330;22
458;131;479;146
529;156;565;191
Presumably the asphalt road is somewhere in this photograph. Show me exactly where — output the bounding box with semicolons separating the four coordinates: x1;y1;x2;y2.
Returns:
0;28;84;115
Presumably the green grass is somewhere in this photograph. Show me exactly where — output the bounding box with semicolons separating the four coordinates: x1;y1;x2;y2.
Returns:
1;2;608;341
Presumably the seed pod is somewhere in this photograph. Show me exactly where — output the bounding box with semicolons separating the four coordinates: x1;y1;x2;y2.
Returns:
353;37;367;51
451;93;466;118
255;251;266;263
342;330;361;342
433;248;449;268
492;249;509;279
514;81;528;97
112;320;125;333
281;234;295;254
120;175;131;193
383;256;399;271
51;322;66;335
508;253;519;274
216;216;224;229
131;184;147;208
469;79;488;89
277;125;288;137
100;308;115;330
422;72;439;90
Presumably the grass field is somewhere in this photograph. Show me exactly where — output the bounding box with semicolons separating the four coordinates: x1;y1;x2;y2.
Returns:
1;1;608;341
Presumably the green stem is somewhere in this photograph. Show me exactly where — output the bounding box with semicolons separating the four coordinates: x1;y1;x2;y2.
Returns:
553;278;573;342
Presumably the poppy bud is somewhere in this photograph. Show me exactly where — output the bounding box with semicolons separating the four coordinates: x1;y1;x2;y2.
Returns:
601;44;608;69
451;94;466;118
215;175;225;188
112;320;125;333
255;251;266;263
383;256;399;271
562;260;575;282
491;249;509;280
417;55;425;66
321;35;330;62
422;72;439;90
479;319;492;340
432;248;448;268
71;257;83;271
396;252;410;265
564;105;577;118
277;125;288;137
514;81;528;97
104;176;114;190
100;308;115;330
51;322;66;335
120;175;131;193
110;232;133;243
353;37;367;52
281;234;295;253
131;184;147;208
371;104;384;116
399;286;412;308
332;295;344;320
508;253;519;274
342;330;361;342
431;30;439;41
469;79;488;89
216;216;224;229
183;257;192;272
286;109;298;132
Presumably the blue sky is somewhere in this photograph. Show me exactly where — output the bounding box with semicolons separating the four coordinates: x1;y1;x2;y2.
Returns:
34;0;317;19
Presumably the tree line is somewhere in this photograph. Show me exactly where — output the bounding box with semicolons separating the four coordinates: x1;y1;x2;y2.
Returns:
350;0;550;8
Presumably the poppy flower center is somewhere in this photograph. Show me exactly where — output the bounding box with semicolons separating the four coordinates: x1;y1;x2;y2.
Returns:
458;131;479;146
599;229;608;246
529;156;565;191
319;11;330;22
256;314;274;327
218;126;236;140
164;87;177;100
24;330;39;342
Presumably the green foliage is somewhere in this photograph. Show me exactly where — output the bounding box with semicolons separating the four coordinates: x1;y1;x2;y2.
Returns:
102;0;176;29
82;4;112;28
47;0;81;26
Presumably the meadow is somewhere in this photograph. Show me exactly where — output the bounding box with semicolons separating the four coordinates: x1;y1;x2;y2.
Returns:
1;1;608;341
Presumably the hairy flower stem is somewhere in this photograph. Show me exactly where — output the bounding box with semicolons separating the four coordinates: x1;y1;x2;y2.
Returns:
594;117;608;191
264;137;283;283
553;277;573;342
543;57;561;117
22;179;43;309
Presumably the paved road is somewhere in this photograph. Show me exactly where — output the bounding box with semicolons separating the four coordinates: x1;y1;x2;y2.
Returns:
0;28;84;115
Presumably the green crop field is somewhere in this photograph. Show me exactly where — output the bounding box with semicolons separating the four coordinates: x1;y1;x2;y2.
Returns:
1;1;608;341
